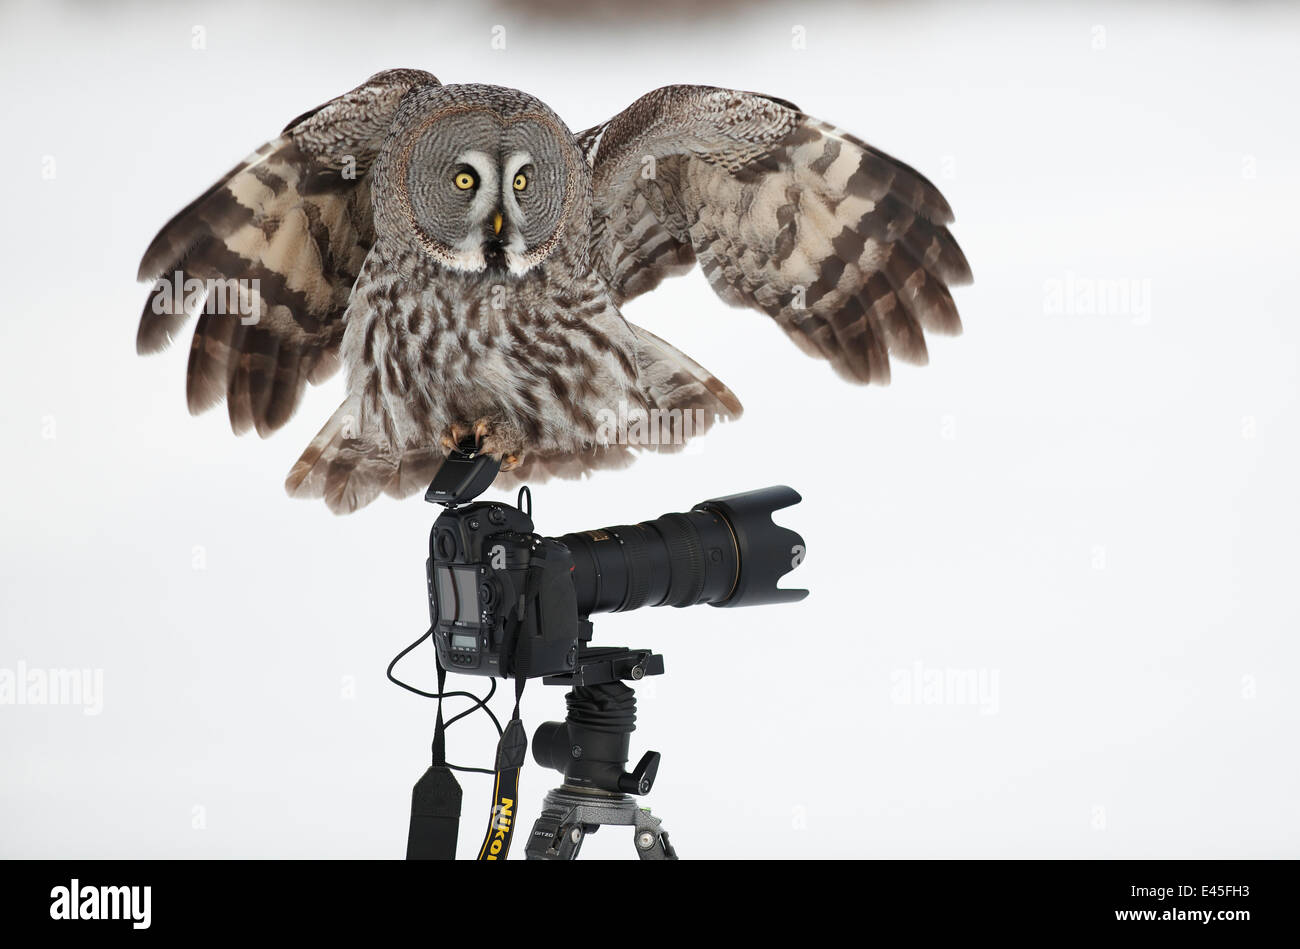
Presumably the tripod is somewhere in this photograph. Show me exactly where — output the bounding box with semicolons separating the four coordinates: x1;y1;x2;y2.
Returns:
525;647;677;860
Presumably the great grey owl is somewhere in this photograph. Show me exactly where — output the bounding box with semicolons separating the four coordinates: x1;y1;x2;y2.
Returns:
136;69;970;513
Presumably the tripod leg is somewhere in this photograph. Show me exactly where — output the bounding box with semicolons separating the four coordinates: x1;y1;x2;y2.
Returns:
525;804;585;860
632;807;677;860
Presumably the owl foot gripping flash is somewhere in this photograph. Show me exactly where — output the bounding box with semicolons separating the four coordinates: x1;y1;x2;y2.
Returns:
392;442;808;860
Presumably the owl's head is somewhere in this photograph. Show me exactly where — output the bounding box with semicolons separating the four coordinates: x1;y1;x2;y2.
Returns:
374;84;586;277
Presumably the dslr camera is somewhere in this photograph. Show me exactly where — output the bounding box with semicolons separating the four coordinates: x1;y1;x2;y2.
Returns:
424;449;807;681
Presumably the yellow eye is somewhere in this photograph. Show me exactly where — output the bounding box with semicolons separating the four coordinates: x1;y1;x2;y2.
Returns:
454;172;476;190
513;173;527;192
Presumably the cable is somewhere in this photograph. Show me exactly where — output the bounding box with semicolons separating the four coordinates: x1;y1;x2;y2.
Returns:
387;628;504;774
445;676;497;729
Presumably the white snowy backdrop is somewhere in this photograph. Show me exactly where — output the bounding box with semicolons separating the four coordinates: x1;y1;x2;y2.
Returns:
1;0;1297;858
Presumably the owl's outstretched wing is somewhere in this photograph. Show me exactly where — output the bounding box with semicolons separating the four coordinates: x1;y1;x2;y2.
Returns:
579;86;971;385
136;68;439;436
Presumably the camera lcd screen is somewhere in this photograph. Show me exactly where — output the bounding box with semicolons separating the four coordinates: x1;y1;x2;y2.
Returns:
435;566;481;626
451;633;477;649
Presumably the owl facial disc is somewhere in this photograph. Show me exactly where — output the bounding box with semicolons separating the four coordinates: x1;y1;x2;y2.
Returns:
393;99;578;276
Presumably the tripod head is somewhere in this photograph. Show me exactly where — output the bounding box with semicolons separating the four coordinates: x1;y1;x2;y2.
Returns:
532;645;665;796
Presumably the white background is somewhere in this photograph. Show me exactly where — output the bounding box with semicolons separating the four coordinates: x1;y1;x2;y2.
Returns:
1;0;1297;858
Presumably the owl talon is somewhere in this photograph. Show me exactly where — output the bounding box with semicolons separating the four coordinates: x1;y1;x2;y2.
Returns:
439;422;470;453
441;418;523;464
467;418;525;466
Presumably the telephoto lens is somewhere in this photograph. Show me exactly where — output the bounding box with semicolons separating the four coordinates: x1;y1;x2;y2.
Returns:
553;486;807;616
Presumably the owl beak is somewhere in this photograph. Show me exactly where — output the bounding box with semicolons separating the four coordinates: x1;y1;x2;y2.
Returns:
492;211;503;235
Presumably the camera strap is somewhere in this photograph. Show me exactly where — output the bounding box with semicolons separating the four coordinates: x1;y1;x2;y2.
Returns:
476;674;528;860
475;571;543;861
406;656;463;860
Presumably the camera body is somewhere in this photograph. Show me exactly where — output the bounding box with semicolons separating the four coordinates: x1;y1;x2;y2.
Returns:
426;499;581;678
